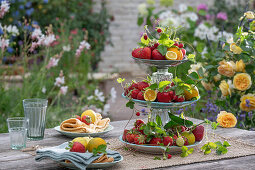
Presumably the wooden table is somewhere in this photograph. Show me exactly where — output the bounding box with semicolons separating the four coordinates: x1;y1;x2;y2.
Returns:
1;118;255;170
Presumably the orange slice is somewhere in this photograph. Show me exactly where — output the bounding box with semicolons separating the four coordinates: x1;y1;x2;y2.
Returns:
167;47;183;60
165;51;177;60
144;89;157;101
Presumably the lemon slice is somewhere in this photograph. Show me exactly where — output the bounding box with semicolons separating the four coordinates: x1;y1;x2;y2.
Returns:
166;51;177;60
81;110;97;123
144;89;157;101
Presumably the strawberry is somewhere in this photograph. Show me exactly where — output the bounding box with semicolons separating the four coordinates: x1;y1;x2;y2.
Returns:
192;125;204;141
157;28;162;33
149;45;156;52
172;135;178;146
152;49;165;60
167;154;172;159
136;112;140;116
137;125;145;135
182;136;189;146
163;136;173;146
132;48;142;58
173;42;179;47
137;91;145;100
122;129;129;141
181;48;186;56
157;91;172;103
173;95;179;102
171;82;175;86
131;89;140;99
134;119;145;128
149;137;162;145
178;43;184;48
137;81;149;91
143;34;148;40
82;115;91;125
140;47;151;59
168;91;174;100
126;133;135;143
69;142;86;153
154;43;159;49
130;82;138;89
76;115;81;121
134;134;146;145
177;96;185;102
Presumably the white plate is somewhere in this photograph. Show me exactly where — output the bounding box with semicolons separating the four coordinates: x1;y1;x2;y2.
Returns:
59;155;123;169
54;124;114;138
119;135;202;154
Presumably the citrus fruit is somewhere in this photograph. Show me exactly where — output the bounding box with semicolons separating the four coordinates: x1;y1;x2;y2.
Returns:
181;131;195;145
81;110;97;123
167;47;183;60
83;137;93;144
165;51;177;60
144;89;157;101
87;137;107;153
72;137;88;150
183;85;199;101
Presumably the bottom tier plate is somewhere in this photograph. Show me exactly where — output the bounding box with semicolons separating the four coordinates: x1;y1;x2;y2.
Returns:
119;135;202;154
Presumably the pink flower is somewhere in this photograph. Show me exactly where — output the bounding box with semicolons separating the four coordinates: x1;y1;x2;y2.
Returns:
197;4;208;11
43;34;56;47
60;86;68;95
0;1;10;18
46;58;59;69
31;28;42;40
70;29;78;35
217;12;228;21
54;76;65;87
206;14;214;21
0;38;9;51
75;40;91;57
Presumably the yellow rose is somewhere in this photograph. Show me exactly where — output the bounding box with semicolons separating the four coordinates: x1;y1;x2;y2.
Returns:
201;81;214;91
213;74;221;82
219;80;231;96
233;73;251;91
240;94;255;112
244;11;255;19
217;111;237;128
230;43;242;54
235;59;245;72
218;60;235;77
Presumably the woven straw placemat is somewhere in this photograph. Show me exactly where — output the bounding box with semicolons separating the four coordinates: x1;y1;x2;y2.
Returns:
106;133;255;170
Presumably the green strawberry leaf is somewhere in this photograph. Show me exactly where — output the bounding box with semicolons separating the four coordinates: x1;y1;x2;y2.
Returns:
201;143;208;151
165;113;193;129
181;152;189;157
214;141;222;147
187;54;195;62
208;142;217;149
188;72;199;80
187;148;194;154
185;79;195;85
141;35;150;45
181;146;188;152
158;81;171;89
148;83;158;90
156;115;163;127
153;156;161;160
223;141;231;147
158;45;168;56
126;100;135;109
204;148;211;155
198;67;204;78
137;17;144;26
211;122;219;130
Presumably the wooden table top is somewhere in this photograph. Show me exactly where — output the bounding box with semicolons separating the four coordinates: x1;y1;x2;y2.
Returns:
1;118;255;170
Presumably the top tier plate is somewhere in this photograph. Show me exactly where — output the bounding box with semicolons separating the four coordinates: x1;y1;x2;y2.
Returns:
132;57;188;68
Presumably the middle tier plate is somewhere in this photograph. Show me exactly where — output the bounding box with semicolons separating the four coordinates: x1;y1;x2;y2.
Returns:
122;93;199;109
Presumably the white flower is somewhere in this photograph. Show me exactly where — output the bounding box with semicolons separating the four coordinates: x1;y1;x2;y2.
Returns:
102;104;110;116
0;1;10;18
54;77;65;87
62;44;71;52
227;37;234;44
188;62;206;75
5;25;19;35
42;86;46;94
110;87;117;103
227;80;234;90
179;4;188;13
94;89;105;102
60;86;68;95
87;95;94;100
75;40;91;57
46;57;59;69
31;28;42;40
43;34;56;46
0;38;9;51
138;3;148;17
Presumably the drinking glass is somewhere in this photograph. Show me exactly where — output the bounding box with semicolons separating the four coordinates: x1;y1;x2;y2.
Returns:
7;117;28;150
23;99;48;140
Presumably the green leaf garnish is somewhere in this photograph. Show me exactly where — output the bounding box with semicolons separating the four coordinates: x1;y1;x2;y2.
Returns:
157;45;168;56
92;144;107;156
117;78;125;83
181;146;193;157
164;113;193;129
126;100;135;109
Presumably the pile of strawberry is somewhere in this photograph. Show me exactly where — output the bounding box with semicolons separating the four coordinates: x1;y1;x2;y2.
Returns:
124;81;185;103
122;119;204;147
131;41;186;60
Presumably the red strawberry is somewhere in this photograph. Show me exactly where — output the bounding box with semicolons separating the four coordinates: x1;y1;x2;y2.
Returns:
168;91;174;101
157;92;171;103
134;119;145;128
180;126;186;132
134;134;146;145
192;125;204;141
137;81;149;91
178;43;184;48
136;112;140;116
132;48;142;58
154;43;159;49
171;82;175;86
122;129;129;141
137;125;145;134
137;91;145;100
182;136;189;146
172;135;178;146
174;42;179;47
140;47;151;59
126;133;135;143
76;115;81;121
173;95;179;102
149;45;156;52
177;96;185;102
130;82;138;89
157;28;162;33
131;89;140;99
69;142;86;153
163;136;173;146
181;48;186;56
167;154;172;159
152;49;165;60
149;137;162;145
82;115;91;125
144;34;148;40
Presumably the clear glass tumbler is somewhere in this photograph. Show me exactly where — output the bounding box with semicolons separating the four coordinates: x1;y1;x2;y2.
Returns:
7;117;28;150
23;98;48;140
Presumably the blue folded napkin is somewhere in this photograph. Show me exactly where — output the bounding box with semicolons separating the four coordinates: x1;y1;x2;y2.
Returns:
35;142;122;170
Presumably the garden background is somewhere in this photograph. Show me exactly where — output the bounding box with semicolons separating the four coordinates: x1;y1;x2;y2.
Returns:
0;0;254;133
